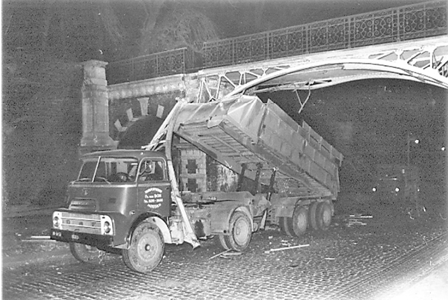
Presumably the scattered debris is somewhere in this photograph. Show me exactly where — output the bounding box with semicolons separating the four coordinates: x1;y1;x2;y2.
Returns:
209;249;230;260
221;252;242;256
280;240;292;247
209;249;242;260
31;236;51;239
22;236;54;243
349;214;373;219
264;244;309;253
347;219;367;227
346;213;373;227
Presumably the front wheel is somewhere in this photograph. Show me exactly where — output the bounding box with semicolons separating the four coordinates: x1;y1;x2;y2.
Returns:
70;242;104;264
122;222;164;273
224;211;252;252
217;234;231;250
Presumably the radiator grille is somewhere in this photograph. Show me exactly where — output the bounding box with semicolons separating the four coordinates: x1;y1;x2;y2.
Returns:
60;212;102;234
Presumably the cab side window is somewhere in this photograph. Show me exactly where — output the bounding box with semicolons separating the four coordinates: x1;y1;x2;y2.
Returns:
138;159;165;182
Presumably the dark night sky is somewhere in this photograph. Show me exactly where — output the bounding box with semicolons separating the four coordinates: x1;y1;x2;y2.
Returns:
112;0;429;40
206;0;428;37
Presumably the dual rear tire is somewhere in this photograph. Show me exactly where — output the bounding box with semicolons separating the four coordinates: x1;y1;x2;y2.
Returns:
280;201;333;237
279;205;308;237
315;202;333;231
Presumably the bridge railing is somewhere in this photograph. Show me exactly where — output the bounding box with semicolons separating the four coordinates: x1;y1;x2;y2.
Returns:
107;1;446;84
203;0;447;67
106;47;199;85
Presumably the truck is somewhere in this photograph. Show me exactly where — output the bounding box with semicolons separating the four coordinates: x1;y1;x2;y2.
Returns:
50;95;343;273
371;164;420;205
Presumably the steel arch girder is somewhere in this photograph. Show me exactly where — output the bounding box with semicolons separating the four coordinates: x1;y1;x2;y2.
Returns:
227;58;448;95
196;40;448;102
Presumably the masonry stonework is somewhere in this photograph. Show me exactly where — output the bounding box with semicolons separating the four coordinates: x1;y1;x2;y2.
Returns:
80;60;117;154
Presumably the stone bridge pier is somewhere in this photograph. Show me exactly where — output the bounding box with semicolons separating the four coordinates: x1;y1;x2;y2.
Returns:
79;60;201;153
79;60;117;154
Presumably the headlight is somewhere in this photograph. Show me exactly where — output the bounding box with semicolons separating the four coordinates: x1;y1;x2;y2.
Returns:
372;187;377;192
53;212;62;229
104;221;111;234
101;215;114;235
395;187;400;192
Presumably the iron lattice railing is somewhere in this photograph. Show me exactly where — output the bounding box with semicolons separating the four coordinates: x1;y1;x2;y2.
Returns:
106;48;198;85
107;1;447;84
203;0;447;67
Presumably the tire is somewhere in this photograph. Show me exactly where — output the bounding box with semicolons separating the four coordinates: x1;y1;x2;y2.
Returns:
224;211;252;252
316;202;332;231
308;202;319;231
279;206;308;237
122;222;164;273
291;206;308;237
217;234;231;250
70;242;104;264
279;216;294;236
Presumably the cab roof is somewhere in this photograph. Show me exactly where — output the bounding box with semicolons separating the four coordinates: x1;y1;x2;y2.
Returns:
82;149;166;160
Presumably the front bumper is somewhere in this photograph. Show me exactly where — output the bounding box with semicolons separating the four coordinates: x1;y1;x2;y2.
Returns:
50;229;114;248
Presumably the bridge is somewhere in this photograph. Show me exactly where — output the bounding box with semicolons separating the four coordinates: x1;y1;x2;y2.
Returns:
79;0;447;152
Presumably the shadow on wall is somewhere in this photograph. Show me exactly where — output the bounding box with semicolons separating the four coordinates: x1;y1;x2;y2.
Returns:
117;116;165;149
3;128;81;207
3;59;83;207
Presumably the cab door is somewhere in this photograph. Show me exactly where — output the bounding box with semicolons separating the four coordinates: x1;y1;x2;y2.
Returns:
137;158;171;217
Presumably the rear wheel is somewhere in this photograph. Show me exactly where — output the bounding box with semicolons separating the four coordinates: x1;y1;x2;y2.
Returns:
122;222;164;273
70;242;104;264
279;205;308;237
308;202;319;231
224;211;252;252
291;206;308;236
316;202;332;231
279;216;293;236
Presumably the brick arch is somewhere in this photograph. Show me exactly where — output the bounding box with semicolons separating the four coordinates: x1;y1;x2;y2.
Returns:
109;92;181;145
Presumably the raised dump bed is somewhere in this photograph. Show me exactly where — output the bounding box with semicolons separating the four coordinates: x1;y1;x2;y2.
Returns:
173;95;343;200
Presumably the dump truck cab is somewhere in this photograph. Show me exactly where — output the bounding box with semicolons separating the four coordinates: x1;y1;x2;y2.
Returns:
51;150;172;250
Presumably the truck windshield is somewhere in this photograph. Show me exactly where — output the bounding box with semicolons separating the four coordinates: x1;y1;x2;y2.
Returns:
77;157;139;184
